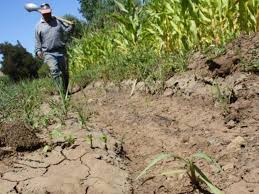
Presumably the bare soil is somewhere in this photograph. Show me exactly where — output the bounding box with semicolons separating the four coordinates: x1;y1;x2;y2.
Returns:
0;33;258;194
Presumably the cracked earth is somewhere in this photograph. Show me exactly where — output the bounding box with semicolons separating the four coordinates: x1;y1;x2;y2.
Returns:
0;119;130;194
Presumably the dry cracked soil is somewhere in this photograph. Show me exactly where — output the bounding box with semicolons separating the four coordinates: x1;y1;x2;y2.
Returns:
0;33;259;194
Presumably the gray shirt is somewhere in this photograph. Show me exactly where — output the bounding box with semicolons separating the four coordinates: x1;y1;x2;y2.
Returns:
35;16;72;56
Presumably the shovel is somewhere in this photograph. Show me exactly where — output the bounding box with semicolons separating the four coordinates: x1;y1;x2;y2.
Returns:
24;3;74;25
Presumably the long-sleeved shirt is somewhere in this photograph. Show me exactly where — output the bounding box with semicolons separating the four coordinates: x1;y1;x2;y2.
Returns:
35;16;73;56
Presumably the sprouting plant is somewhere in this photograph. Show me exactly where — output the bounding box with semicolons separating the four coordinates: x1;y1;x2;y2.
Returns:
244;60;259;72
42;128;63;154
100;134;108;151
212;82;236;112
49;97;70;125
42;145;51;154
59;90;70;116
64;134;76;146
137;151;224;194
50;129;64;139
86;134;94;149
49;129;76;147
75;106;90;128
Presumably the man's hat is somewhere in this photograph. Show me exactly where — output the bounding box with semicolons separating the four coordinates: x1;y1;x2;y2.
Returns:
39;3;52;14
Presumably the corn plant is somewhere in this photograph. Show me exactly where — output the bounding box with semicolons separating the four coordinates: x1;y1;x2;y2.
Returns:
143;0;259;53
113;0;144;50
137;151;223;194
68;28;115;76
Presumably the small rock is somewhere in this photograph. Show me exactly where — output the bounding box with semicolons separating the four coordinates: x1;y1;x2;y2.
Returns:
226;120;236;129
202;77;214;85
165;77;176;88
135;82;145;92
223;163;235;171
95;155;103;160
94;81;104;88
163;88;174;97
181;137;189;143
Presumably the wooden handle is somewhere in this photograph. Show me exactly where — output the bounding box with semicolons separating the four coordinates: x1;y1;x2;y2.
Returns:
55;16;74;25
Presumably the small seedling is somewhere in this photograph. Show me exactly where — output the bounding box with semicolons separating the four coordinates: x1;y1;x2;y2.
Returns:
137;151;224;194
64;134;76;146
100;134;108;151
86;134;94;149
50;129;64;139
50;129;76;147
42;145;51;153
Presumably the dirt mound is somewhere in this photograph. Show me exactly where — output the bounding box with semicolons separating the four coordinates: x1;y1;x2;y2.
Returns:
189;32;259;77
0;122;44;152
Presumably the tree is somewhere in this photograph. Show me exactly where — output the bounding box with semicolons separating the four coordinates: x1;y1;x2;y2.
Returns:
77;0;116;23
0;41;40;81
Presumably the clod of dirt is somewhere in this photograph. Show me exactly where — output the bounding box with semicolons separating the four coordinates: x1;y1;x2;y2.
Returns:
226;136;246;152
0;122;44;152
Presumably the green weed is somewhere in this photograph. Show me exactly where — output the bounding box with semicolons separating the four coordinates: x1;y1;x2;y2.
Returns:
50;129;76;147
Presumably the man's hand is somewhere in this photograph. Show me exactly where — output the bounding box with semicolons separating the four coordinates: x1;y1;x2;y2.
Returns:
37;51;43;59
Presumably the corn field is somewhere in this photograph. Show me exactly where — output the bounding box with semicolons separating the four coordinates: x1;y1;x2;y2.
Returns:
69;0;259;76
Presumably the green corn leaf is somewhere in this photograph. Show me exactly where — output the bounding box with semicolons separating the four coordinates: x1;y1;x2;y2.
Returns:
161;169;186;176
192;151;222;172
194;165;224;194
136;153;186;180
136;153;172;180
114;0;129;13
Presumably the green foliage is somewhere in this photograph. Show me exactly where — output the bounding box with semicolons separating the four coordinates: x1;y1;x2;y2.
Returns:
244;60;259;72
69;30;187;84
137;151;224;194
69;0;258;84
49;93;70;125
37;64;50;78
0;41;40;81
0;77;54;127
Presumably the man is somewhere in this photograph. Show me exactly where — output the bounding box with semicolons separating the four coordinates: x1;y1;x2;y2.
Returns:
35;3;73;94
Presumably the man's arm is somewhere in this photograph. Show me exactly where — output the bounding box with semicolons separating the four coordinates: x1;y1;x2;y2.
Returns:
35;28;43;59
